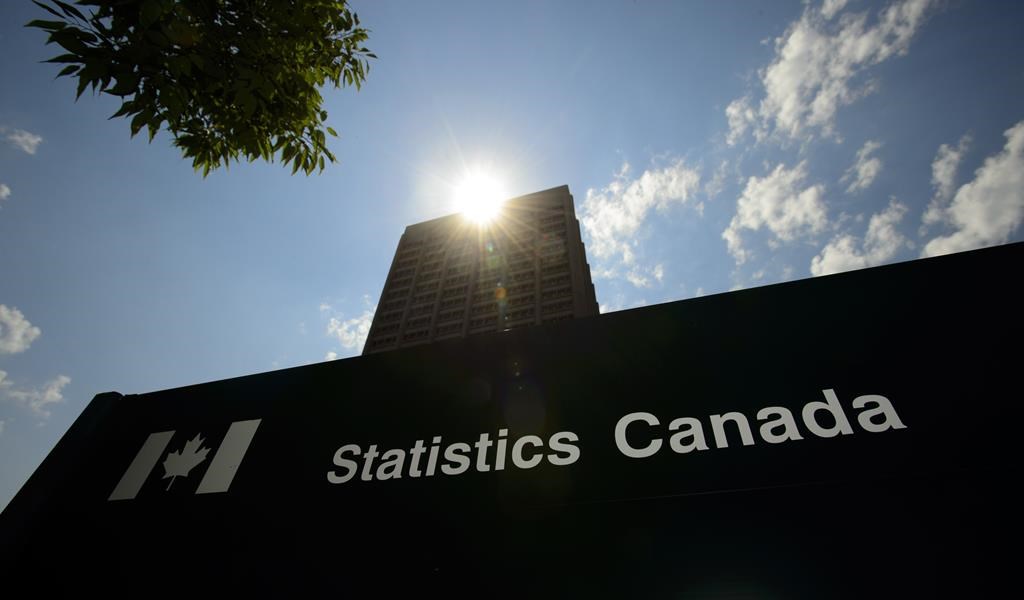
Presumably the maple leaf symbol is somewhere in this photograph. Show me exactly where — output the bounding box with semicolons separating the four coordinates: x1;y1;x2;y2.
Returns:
162;434;211;491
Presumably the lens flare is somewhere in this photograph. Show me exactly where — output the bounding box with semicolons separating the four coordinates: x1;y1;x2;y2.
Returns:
454;172;507;224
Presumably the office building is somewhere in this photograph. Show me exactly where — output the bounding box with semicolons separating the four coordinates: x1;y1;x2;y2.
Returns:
363;185;599;354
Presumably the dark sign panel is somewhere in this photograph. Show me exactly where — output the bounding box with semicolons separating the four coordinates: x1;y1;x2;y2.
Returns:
2;243;1020;597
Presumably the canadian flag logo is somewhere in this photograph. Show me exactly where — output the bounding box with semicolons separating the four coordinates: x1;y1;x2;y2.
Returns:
108;419;261;501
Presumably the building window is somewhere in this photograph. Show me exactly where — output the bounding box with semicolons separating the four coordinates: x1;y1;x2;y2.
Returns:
506;307;535;322
542;299;573;314
440;297;465;310
388;277;413;289
442;285;468;298
437;309;465;322
471;304;496;316
437;322;462;335
541;287;571;301
374;323;400;334
509;294;535;307
470;316;496;328
407;316;431;328
408;304;433;317
542;274;570;288
402;329;430;342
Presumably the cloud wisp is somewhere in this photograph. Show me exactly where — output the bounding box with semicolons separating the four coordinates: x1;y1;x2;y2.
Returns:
323;298;376;356
4;129;43;155
921;133;971;230
723;161;828;264
328;312;374;352
842;140;884;193
922;120;1024;257
0;371;71;420
726;0;935;144
0;305;41;355
580;159;701;288
810;199;909;275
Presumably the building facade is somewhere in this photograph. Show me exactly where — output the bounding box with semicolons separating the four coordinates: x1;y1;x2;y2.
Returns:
363;185;599;354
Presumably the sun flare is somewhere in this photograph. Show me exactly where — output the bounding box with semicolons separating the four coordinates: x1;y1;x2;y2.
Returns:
454;171;507;224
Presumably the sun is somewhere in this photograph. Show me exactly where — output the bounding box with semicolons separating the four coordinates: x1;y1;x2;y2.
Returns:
454;171;507;224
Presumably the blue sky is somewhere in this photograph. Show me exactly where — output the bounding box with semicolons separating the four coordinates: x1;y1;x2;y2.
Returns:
2;0;1023;510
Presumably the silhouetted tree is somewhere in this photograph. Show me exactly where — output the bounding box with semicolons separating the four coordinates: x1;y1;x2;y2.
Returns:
28;0;375;176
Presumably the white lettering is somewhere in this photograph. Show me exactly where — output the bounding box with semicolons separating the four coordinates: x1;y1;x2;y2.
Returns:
614;412;662;458
441;442;471;475
547;431;581;466
802;389;854;438
853;394;907;432
757;406;804;444
668;417;708;453
512;435;544;469
710;412;755;448
327;444;361;484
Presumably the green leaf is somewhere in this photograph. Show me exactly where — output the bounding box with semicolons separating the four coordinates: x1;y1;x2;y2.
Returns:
54;0;87;21
43;53;80;64
75;73;89;99
56;64;78;78
326;126;337;137
236;89;257;118
50;30;87;53
140;0;162;29
130;111;149;137
106;75;139;96
26;19;67;32
30;1;63;19
109;101;136;119
281;144;296;164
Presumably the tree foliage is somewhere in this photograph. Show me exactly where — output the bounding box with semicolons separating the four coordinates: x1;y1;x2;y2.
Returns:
28;0;375;176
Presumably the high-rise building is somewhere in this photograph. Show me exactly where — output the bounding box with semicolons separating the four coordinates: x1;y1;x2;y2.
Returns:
363;185;599;354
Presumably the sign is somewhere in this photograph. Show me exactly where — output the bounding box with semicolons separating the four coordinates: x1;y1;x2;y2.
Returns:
1;243;1019;597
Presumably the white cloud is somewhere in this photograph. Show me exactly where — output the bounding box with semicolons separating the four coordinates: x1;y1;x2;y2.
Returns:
0;305;42;355
327;309;375;351
626;269;649;288
723;161;828;264
922;133;971;228
842;140;883;193
821;0;850;20
0;372;71;419
623;263;665;289
725;97;759;146
324;351;339;361
704;160;730;199
589;266;619;281
0;183;10;201
811;199;909;275
727;0;934;143
581;159;701;288
5;129;43;155
582;160;702;263
923;121;1024;257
